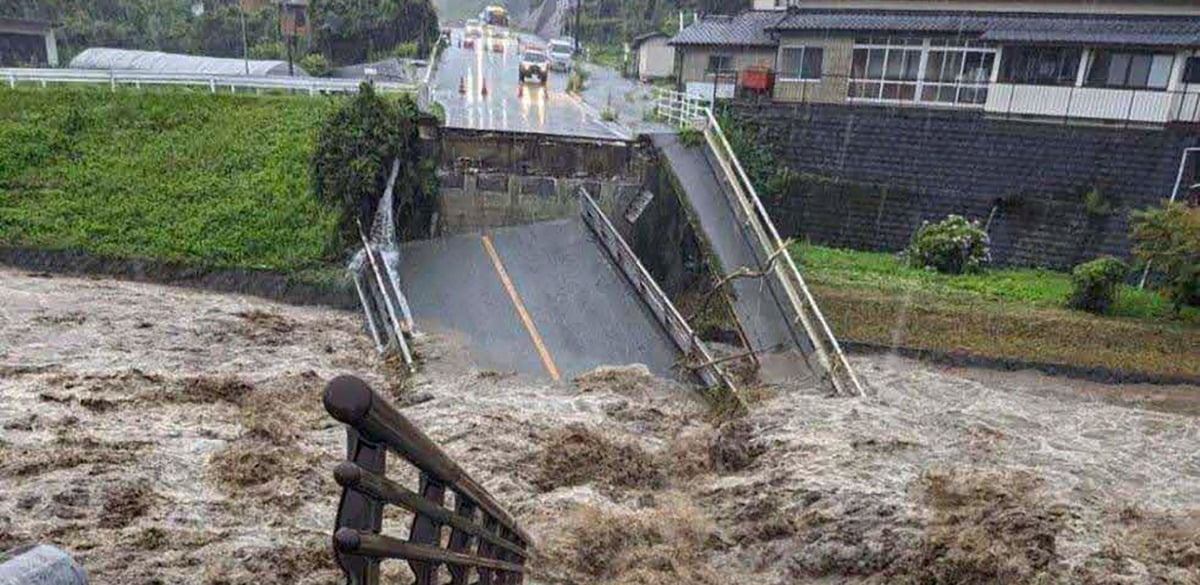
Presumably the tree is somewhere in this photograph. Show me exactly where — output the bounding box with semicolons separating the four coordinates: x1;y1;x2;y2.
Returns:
310;0;439;65
311;84;435;252
1131;202;1200;314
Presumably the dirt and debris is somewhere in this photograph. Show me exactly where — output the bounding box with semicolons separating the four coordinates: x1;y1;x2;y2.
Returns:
2;268;1199;585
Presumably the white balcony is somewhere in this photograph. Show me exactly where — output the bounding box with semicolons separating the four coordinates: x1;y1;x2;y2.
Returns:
985;83;1200;124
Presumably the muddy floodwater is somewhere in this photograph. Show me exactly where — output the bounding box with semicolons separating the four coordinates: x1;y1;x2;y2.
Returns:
1;268;1197;585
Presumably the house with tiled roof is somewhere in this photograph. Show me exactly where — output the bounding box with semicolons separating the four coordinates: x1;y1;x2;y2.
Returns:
669;0;1200;124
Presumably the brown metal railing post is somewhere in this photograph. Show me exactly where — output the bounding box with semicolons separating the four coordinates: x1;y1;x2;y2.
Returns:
408;474;446;585
325;376;532;585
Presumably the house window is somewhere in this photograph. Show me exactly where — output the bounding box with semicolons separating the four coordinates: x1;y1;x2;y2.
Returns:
1182;57;1200;84
1086;51;1174;90
706;54;732;75
780;46;824;80
999;46;1082;86
849;37;996;106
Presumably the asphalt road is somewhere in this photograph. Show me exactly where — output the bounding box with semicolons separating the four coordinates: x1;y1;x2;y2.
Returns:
433;28;629;140
651;133;818;385
397;218;680;380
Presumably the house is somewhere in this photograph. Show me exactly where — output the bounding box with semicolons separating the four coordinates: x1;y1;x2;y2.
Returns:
631;32;675;81
669;11;781;99
0;18;58;67
669;0;1200;125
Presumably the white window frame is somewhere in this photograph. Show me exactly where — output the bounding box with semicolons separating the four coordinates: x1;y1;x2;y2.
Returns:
848;37;998;108
778;45;823;82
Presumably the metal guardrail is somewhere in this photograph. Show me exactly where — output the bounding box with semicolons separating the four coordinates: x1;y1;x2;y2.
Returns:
579;188;748;413
652;91;865;397
352;159;416;370
325;375;532;585
1;68;416;95
417;41;444;112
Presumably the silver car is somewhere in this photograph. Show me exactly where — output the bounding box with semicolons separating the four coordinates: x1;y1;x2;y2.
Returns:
548;39;574;72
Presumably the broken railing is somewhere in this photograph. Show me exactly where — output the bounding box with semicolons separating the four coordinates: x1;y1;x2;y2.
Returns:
326;375;532;585
651;90;864;397
351;158;416;372
579;188;748;414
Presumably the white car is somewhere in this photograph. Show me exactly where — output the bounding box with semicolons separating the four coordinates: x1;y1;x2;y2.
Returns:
519;48;549;84
548;39;574;72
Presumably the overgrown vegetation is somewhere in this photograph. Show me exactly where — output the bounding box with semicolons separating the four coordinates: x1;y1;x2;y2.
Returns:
299;53;332;77
903;215;991;275
1131;202;1200;315
311;83;436;251
561;0;747;65
1068;256;1129;314
795;242;1200;378
0;0;438;67
0;86;339;271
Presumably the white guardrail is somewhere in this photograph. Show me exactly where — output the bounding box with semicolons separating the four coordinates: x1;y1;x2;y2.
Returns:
579;187;748;414
2;68;417;95
651;88;865;397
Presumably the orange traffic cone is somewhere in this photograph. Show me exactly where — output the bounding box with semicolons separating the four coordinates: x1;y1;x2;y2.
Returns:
459;76;466;94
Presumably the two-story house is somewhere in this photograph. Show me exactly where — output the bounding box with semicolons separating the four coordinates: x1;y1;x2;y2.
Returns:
670;0;1200;125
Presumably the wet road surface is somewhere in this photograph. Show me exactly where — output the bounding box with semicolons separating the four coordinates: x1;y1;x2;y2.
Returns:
433;28;630;140
397;218;680;380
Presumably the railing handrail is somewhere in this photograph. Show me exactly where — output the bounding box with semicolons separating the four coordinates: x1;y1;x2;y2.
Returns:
2;67;416;94
701;108;864;396
651;89;864;397
325;375;531;584
578;187;747;413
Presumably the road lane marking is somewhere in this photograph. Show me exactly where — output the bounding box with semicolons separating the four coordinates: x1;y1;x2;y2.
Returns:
480;234;562;381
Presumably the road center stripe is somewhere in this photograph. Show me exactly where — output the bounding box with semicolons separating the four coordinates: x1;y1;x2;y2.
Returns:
480;234;562;381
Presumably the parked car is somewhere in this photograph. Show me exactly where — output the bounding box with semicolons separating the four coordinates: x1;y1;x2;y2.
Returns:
519;48;549;84
548;39;574;72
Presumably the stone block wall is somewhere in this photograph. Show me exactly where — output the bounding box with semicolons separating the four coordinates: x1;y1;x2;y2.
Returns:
731;102;1199;268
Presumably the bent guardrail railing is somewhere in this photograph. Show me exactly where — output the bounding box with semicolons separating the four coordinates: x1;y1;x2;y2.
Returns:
579;188;748;414
2;68;416;95
325;376;532;585
651;91;865;397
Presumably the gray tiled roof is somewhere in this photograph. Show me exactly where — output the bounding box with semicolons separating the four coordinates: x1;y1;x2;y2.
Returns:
769;10;1200;47
668;11;786;47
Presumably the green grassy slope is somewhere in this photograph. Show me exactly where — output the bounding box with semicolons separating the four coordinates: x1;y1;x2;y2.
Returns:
0;87;340;271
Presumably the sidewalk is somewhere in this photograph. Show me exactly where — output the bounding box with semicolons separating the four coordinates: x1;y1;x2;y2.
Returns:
576;62;672;136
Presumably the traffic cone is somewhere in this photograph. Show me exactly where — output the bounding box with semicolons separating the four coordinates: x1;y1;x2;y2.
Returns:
459;76;466;94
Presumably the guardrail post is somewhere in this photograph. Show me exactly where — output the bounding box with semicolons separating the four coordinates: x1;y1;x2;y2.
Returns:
109;71;115;92
7;73;13;88
408;474;447;585
335;422;387;585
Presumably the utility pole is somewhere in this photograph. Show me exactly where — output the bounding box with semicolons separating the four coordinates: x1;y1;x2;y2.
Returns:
239;1;250;75
279;1;294;77
574;0;581;55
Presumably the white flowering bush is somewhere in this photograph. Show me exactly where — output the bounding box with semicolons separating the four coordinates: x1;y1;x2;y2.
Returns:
904;215;991;274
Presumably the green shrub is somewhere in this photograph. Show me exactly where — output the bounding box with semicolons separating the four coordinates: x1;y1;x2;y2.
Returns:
1068;256;1129;314
567;68;589;94
392;42;420;59
904;215;991;274
248;40;286;60
1131;202;1200;314
678;127;704;148
311;83;435;252
600;108;617;122
299;53;332;77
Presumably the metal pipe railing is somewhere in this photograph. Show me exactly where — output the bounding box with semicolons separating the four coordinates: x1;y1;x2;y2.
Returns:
325;375;531;585
2;68;416;95
651;89;865;397
578;187;747;413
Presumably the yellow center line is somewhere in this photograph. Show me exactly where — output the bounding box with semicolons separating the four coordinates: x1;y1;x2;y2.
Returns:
480;234;562;381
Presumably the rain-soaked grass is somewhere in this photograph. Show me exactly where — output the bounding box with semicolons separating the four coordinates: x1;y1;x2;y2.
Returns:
794;243;1200;379
0;86;341;271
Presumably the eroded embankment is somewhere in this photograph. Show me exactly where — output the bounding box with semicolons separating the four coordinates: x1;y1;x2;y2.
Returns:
1;268;1197;585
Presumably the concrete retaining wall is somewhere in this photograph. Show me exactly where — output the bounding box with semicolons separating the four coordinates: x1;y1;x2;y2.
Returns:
730;102;1200;269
